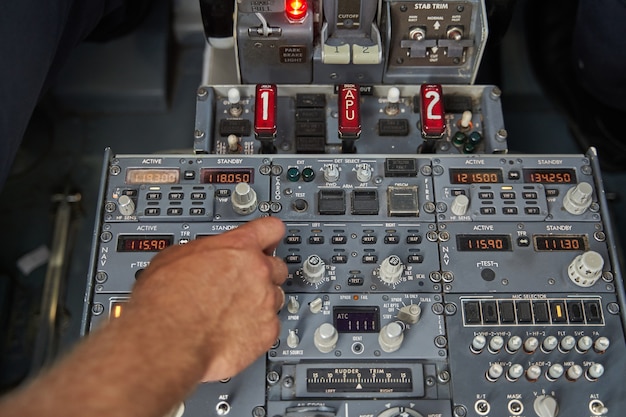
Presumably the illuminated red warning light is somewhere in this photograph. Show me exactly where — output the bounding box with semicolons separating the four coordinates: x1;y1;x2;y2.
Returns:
286;0;307;21
254;84;277;139
420;84;446;138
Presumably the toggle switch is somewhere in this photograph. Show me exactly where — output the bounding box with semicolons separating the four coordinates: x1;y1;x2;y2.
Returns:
227;88;243;117
385;87;401;116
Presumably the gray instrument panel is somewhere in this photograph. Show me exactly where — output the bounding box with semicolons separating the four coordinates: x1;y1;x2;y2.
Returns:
84;149;626;417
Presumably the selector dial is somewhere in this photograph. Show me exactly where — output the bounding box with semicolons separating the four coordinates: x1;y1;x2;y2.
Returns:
231;182;258;215
377;406;424;417
378;255;405;286
568;251;604;287
302;255;326;284
118;195;135;216
397;304;422;324
533;394;559;417
323;164;340;183
356;163;372;183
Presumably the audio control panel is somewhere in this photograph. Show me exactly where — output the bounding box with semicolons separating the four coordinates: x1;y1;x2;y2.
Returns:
84;149;626;417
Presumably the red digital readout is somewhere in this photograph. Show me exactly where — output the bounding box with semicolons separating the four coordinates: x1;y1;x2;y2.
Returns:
420;84;446;138
254;84;277;139
338;84;361;139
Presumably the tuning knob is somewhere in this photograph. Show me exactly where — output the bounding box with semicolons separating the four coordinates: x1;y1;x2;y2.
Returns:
563;182;593;215
231;182;258;215
314;323;338;353
451;194;469;216
568;251;604;287
378;322;404;353
378;255;404;285
533;394;559;417
118;195;135;216
302;255;326;284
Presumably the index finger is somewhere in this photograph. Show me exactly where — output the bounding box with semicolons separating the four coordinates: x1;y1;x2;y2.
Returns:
230;216;286;254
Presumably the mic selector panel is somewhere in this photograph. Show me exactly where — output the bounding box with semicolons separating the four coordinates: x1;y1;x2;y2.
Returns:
84;149;626;417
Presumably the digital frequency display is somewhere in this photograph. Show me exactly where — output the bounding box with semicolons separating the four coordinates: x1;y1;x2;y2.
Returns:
201;168;254;184
125;168;180;184
457;234;512;251
523;168;577;184
534;235;588;251
333;307;380;333
449;168;503;184
117;235;174;252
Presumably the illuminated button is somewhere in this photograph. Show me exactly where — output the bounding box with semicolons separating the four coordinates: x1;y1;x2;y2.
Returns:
308;236;324;244
352;44;381;64
332;254;348;264
254;84;277;139
384;235;400;244
287;167;300;182
508;170;521;180
301;167;316;182
191;192;206;200
407;255;424;263
167;208;183;216
550;301;568;322
285;254;302;263
406;235;422;244
362;254;378;264
145;207;160;216
338;84;361;139
419;84;445;138
110;300;128;319
285;235;302;244
362;235;377;244
464;301;481;324
332;235;347;244
516;301;532;323
323;43;351;64
499;301;516;323
285;0;307;21
533;301;550;323
481;301;499;323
